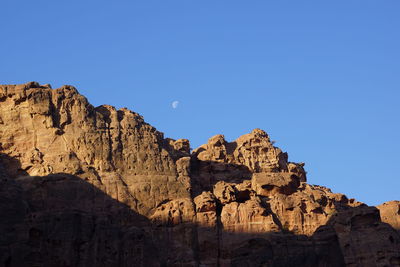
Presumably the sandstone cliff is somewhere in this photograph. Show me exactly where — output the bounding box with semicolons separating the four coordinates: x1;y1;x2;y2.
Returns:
0;82;399;267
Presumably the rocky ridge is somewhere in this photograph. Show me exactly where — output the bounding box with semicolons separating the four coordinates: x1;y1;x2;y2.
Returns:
0;82;399;267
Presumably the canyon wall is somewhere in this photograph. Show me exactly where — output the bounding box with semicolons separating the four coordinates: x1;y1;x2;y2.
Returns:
0;82;399;266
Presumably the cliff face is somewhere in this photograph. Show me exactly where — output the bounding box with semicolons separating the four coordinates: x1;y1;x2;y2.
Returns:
0;82;399;267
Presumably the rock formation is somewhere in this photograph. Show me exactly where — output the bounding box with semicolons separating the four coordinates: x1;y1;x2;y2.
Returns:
378;201;400;232
0;82;399;267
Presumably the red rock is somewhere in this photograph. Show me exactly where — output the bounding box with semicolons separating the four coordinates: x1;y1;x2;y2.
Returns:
0;82;399;266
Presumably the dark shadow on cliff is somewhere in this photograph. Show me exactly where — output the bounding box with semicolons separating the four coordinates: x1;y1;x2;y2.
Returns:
0;154;160;267
187;157;400;266
189;158;252;198
314;201;400;266
1;154;399;267
192;200;400;266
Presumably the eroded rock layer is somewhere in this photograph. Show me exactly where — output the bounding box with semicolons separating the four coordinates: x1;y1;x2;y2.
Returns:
0;82;399;267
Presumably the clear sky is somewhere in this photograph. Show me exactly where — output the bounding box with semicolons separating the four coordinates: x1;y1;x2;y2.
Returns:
1;1;399;206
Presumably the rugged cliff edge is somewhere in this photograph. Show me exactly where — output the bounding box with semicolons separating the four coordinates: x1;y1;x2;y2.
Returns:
0;82;399;267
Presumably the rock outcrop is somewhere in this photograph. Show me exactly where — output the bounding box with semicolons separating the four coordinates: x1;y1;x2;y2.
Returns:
378;201;400;231
0;82;399;267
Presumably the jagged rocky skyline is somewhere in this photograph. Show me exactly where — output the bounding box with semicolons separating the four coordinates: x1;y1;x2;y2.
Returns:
0;82;399;266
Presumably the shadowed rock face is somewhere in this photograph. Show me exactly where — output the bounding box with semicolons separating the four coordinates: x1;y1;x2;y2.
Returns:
0;82;399;267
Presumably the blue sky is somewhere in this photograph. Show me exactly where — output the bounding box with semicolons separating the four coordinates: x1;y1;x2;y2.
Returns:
1;1;399;206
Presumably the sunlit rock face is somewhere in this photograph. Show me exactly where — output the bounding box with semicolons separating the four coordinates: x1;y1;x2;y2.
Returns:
0;82;399;267
378;201;400;231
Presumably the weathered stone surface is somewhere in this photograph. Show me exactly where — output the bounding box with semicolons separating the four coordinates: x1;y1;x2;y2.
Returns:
329;205;400;266
192;129;295;174
0;82;399;267
251;172;301;196
378;201;400;231
221;196;280;233
213;181;237;204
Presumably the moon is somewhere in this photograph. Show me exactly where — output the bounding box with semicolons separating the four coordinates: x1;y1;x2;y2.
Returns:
172;100;179;109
